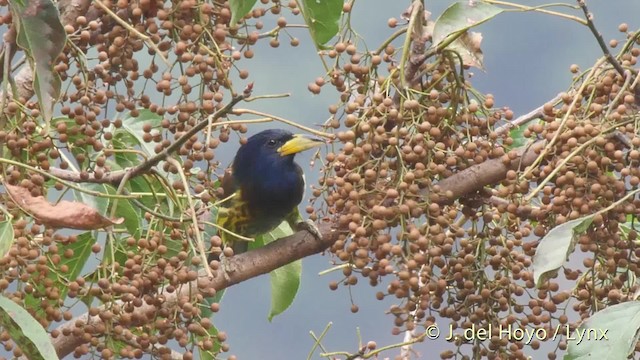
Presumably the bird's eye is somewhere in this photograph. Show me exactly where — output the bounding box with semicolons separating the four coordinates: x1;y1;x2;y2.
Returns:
267;139;277;146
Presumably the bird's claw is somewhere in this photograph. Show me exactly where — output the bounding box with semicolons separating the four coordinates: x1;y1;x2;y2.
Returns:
296;219;323;241
217;253;233;281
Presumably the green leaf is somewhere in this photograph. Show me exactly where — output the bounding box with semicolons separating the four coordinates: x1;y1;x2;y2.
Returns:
24;232;95;320
198;289;225;359
564;301;640;360
268;258;301;321
0;220;15;258
252;220;294;247
73;183;109;217
102;236;129;267
0;295;58;360
103;185;141;238
55;232;94;286
229;0;258;25
255;221;301;320
432;2;502;49
50;117;91;161
508;124;528;150
532;215;593;287
8;0;66;129
114;198;140;239
300;0;343;46
128;175;170;213
110;132;142;169
118;109;164;158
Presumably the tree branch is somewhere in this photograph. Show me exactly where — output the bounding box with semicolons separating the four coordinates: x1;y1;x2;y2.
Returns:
51;221;340;358
432;141;545;204
48;133;549;357
578;0;627;78
494;93;562;136
48;89;251;186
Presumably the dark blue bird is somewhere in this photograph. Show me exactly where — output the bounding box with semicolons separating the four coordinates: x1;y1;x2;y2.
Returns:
215;129;325;256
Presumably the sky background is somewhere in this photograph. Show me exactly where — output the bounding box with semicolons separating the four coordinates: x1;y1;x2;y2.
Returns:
212;1;640;359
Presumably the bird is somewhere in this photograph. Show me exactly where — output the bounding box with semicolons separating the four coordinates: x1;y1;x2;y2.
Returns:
212;129;325;258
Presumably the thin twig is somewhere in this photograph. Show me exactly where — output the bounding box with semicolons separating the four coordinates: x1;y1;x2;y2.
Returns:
231;108;335;139
577;0;626;78
0;158;138;199
92;0;169;65
126;91;250;182
485;0;586;24
307;322;333;360
495;93;563;136
520;57;606;180
166;157;213;278
399;0;424;89
374;28;408;56
525;118;635;201
244;93;290;102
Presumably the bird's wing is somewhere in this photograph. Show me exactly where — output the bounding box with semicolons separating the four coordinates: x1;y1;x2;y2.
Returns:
216;168;254;254
220;168;237;199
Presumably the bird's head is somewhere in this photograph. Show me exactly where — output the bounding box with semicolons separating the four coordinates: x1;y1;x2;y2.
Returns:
232;129;325;179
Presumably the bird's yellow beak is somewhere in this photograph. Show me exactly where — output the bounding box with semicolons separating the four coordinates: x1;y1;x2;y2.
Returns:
277;134;325;156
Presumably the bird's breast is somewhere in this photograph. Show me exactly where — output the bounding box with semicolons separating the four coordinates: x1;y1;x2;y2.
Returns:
241;166;304;221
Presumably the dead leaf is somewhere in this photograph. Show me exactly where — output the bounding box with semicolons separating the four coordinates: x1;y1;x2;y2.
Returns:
5;184;124;230
447;31;485;70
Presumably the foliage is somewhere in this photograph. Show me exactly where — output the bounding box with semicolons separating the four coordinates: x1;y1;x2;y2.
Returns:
0;0;638;359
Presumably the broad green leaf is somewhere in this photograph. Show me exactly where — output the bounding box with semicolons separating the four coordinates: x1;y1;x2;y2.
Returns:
99;236;129;271
432;2;502;49
118;109;164;158
532;215;593;287
73;183;109;217
0;295;58;360
508;124;528;150
24;232;94;323
50;231;94;284
229;0;258;25
9;0;66;129
0;220;15;258
255;221;301;320
198;286;225;359
256;219;295;246
102;185;141;238
565;301;640;360
268;257;301;321
129;175;170;212
50;117;91;161
300;0;343;46
110;132;142;169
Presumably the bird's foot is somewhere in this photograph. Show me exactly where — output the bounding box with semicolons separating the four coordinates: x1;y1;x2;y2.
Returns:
217;253;233;281
296;219;323;241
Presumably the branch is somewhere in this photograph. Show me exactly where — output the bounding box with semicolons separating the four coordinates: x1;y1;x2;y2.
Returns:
48;90;251;186
51;221;340;358
126;89;251;181
578;0;627;78
399;0;426;89
46;98;557;357
494;93;562;136
432;141;545;204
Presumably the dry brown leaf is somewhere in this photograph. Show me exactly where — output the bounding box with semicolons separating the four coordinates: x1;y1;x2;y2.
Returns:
5;184;124;230
448;31;485;70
